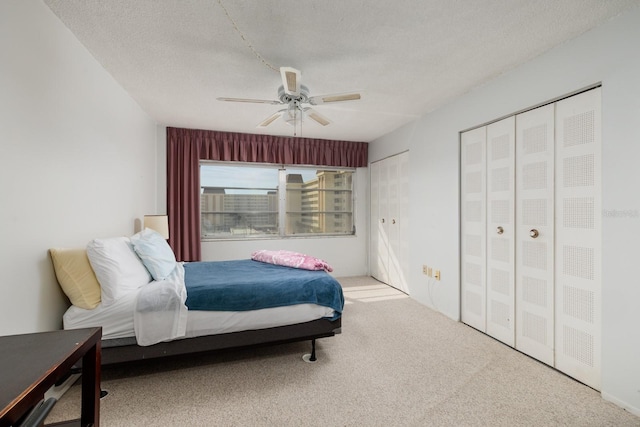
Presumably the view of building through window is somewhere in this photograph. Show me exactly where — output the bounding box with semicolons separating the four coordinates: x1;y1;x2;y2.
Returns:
200;164;354;238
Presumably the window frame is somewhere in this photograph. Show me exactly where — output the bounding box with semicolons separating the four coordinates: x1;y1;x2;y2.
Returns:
200;161;356;241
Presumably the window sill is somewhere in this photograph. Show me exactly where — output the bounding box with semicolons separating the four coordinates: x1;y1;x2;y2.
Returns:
201;233;357;242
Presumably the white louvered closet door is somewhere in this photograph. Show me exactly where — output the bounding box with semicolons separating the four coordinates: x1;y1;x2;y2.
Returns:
486;117;516;346
394;152;410;293
370;161;381;281
370;153;410;293
461;127;487;332
387;154;402;290
372;159;390;284
515;104;555;366
378;159;390;284
554;88;601;390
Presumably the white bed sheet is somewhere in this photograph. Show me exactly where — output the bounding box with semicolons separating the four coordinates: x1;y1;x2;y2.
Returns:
63;288;335;341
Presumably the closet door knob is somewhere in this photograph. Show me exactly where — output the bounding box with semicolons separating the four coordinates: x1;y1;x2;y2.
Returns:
496;226;504;235
392;219;396;224
381;218;385;223
530;229;539;238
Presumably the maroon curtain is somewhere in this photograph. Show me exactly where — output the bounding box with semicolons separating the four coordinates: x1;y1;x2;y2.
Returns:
166;132;201;261
166;127;368;261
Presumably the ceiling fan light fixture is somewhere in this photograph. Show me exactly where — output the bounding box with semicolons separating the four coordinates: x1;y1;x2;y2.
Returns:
283;107;301;126
283;118;297;126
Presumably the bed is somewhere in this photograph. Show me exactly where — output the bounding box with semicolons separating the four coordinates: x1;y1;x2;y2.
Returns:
50;232;343;366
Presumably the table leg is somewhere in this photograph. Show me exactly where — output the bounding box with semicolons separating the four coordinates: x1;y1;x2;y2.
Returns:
80;340;101;427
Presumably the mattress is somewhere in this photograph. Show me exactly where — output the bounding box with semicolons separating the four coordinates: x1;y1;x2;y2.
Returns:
63;287;335;341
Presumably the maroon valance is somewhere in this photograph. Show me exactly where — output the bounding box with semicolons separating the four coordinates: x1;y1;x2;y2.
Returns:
169;127;368;167
166;127;368;261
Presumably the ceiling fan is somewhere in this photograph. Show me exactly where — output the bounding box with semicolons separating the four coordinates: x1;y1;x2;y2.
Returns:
217;67;361;128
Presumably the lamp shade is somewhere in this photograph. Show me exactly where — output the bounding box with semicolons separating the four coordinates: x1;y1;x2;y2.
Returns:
143;215;169;239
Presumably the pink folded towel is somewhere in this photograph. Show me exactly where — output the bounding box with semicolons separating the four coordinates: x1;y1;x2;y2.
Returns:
251;249;333;272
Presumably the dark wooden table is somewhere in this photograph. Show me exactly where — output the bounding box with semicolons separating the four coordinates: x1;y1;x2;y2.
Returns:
0;327;101;427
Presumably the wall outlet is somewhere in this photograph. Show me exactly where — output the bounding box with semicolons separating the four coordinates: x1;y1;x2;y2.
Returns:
434;270;441;281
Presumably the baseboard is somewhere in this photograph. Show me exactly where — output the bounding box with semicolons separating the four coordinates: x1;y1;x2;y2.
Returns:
601;392;640;417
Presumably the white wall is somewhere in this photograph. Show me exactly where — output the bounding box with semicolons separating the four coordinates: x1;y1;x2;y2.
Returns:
0;1;158;335
370;5;640;415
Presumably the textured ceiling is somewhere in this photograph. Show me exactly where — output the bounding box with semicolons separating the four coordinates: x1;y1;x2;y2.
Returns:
44;0;639;142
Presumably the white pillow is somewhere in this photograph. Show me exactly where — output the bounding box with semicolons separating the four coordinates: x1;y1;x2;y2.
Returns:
86;236;151;306
130;228;177;281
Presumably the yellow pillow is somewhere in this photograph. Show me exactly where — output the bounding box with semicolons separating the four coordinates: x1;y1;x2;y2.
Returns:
49;248;101;309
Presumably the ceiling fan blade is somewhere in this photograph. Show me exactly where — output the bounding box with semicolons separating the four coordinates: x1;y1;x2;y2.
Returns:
257;111;283;127
217;97;281;105
308;92;361;105
280;67;301;96
304;108;331;126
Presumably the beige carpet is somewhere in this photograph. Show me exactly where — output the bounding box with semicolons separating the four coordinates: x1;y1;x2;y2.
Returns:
47;276;639;426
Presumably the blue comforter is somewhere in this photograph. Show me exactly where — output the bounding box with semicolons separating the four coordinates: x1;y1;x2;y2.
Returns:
183;259;343;320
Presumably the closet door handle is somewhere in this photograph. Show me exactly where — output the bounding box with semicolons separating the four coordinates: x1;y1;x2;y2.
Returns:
496;226;504;235
392;219;396;224
530;229;539;238
381;218;385;223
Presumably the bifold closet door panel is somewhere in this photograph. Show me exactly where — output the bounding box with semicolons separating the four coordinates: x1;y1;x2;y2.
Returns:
460;127;487;332
378;159;390;283
387;155;402;291
370;153;409;293
370;161;382;281
393;152;410;293
515;103;555;366
371;160;390;284
554;88;601;390
486;116;516;347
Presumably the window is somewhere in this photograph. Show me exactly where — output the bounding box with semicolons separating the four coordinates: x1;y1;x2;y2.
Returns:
201;163;355;239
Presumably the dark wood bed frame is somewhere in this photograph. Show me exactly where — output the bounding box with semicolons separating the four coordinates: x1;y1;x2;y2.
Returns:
97;317;341;365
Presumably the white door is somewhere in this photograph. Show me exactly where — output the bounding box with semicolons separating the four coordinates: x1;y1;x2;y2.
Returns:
370;161;381;280
387;152;409;293
554;88;601;390
486;116;516;346
397;151;410;294
371;153;410;293
515;103;555;366
370;157;391;285
387;155;401;289
460;127;487;332
459;88;602;387
371;160;390;283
